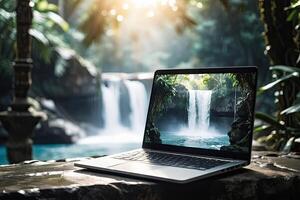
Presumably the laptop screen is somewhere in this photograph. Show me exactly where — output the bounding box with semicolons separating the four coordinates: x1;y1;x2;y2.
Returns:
143;69;256;155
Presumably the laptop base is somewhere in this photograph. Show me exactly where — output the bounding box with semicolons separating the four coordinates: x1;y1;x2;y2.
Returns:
75;148;246;183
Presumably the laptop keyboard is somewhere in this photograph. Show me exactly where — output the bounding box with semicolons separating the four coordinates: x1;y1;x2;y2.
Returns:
112;150;229;170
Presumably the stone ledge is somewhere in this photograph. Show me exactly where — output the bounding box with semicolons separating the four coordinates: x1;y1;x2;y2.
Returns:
0;151;299;200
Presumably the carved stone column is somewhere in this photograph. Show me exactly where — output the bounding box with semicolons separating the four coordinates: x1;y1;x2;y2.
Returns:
0;0;46;163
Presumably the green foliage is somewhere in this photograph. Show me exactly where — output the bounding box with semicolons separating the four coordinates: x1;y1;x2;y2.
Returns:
0;0;16;94
202;74;237;89
156;75;178;94
151;75;178;116
256;0;300;151
0;0;95;98
258;71;299;95
286;0;300;51
255;112;286;131
255;65;300;150
201;74;238;102
31;0;70;63
262;66;300;117
193;0;268;69
0;0;69;67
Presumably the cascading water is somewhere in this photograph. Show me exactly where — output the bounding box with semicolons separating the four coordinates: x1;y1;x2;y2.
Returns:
177;89;228;148
178;89;226;148
124;80;148;131
79;79;148;145
101;81;121;129
188;90;212;131
101;80;148;131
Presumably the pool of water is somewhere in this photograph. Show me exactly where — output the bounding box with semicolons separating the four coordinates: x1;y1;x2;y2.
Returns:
160;131;230;150
0;143;140;165
0;130;230;164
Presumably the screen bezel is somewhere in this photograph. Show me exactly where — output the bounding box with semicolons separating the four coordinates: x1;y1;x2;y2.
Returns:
142;66;258;162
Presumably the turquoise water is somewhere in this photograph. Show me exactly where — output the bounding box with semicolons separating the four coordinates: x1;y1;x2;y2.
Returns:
0;131;230;165
0;143;140;165
160;131;230;150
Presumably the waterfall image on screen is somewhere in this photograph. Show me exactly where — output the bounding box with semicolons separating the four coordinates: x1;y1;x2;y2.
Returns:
144;73;255;153
188;90;212;131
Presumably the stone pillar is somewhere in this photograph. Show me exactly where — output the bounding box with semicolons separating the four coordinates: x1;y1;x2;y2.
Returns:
0;0;46;164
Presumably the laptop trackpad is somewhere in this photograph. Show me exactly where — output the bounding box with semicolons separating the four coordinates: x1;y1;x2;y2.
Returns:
110;162;203;181
111;162;162;173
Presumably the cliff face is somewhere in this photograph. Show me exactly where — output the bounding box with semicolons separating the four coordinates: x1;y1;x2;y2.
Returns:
221;90;253;153
156;84;189;131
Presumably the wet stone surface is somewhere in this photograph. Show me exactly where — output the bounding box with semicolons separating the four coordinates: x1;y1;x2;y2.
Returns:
0;151;299;200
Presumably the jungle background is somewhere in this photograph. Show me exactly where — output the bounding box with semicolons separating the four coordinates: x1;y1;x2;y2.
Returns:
1;0;299;163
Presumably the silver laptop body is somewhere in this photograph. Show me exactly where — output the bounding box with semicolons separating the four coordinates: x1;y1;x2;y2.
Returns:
75;67;257;183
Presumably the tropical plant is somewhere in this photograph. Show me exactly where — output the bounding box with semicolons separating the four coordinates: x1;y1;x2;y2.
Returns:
149;75;179;122
0;0;71;96
255;0;300;151
0;0;16;96
144;74;179;144
0;0;98;100
255;65;300;150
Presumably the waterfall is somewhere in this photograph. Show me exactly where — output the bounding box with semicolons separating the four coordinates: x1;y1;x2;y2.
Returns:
101;81;121;129
188;90;212;130
124;80;148;131
101;80;147;131
79;79;148;145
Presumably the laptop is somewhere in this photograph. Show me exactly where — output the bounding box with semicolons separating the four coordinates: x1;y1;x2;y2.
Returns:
75;67;257;183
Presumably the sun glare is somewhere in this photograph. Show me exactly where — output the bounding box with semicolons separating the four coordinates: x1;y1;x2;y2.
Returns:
132;0;155;6
107;0;179;20
130;0;176;7
95;0;174;25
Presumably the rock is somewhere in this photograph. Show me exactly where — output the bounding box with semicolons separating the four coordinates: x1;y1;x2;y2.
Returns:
144;123;162;144
228;119;251;144
32;48;103;127
0;151;299;200
210;91;235;113
41;47;100;98
291;138;300;153
156;84;189;130
221;94;252;152
34;118;85;144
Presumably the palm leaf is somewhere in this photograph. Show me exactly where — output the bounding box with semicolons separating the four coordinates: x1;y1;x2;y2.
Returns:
257;72;299;94
29;28;49;46
36;0;58;12
285;1;300;10
270;65;300;73
33;11;69;32
0;8;14;20
254;124;272;133
47;12;69;31
255;112;286;130
33;10;47;24
280;103;300;115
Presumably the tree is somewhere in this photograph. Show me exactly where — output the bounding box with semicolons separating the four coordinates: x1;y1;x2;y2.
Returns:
193;0;269;75
255;0;300;151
